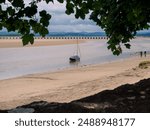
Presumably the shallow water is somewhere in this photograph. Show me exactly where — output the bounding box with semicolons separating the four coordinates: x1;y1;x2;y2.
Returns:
0;38;150;80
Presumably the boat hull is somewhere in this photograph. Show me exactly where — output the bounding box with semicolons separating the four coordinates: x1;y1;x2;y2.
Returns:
69;55;80;63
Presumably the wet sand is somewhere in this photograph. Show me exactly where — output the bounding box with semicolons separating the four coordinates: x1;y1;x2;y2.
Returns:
0;55;150;109
0;38;92;48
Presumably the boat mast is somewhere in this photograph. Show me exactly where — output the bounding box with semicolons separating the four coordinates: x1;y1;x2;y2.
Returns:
77;36;79;56
76;35;81;57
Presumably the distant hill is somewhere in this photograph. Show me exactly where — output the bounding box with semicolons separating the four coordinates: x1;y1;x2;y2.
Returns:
47;32;106;37
0;31;106;37
136;32;150;37
0;31;150;37
0;31;20;36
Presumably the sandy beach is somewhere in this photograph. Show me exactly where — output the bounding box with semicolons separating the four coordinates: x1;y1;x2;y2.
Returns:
0;38;93;48
0;37;150;110
0;54;150;110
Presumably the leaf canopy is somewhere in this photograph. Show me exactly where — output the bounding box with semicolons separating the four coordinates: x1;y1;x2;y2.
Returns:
0;0;150;55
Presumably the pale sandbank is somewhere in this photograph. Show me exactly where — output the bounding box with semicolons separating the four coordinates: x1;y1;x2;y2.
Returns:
0;38;101;48
0;55;150;110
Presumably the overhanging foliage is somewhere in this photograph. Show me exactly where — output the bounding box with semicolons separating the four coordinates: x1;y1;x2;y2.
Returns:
0;0;150;55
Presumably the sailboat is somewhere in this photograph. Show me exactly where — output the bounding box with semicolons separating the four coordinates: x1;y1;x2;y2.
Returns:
69;37;80;63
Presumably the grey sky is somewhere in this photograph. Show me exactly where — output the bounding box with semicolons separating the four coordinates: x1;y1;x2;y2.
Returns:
3;0;150;33
2;0;101;32
35;0;102;32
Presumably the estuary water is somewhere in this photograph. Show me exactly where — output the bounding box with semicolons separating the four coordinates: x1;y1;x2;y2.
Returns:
0;38;150;80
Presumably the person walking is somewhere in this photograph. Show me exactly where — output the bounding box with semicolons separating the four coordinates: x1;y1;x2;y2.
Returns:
144;51;147;57
140;51;143;58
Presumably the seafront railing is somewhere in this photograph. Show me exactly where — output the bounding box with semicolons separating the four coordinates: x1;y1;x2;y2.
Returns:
0;36;108;40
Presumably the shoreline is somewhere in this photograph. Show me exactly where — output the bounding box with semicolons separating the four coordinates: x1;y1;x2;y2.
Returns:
0;36;149;48
0;55;150;110
0;38;105;48
0;54;135;81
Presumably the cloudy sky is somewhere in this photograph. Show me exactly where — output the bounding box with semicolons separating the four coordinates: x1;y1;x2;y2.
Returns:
2;0;101;32
33;0;102;32
3;0;150;33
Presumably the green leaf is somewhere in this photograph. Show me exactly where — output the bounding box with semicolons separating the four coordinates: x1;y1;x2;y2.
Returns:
124;44;131;49
66;3;74;15
113;50;120;56
12;0;24;8
76;8;85;19
24;5;37;18
31;23;41;33
40;27;49;37
45;0;53;4
7;7;15;16
40;14;51;26
0;0;5;4
40;10;47;17
57;0;64;3
22;34;34;46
